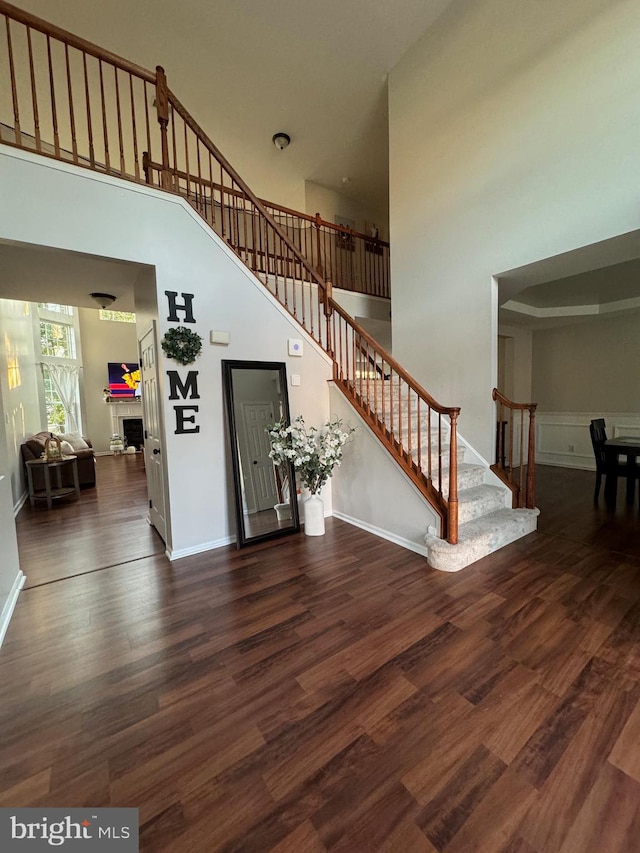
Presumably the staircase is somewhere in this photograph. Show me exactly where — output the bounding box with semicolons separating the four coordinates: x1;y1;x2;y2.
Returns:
355;376;539;570
0;0;539;570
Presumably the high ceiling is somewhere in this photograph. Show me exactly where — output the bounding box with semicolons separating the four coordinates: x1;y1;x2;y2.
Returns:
12;0;457;214
498;231;640;330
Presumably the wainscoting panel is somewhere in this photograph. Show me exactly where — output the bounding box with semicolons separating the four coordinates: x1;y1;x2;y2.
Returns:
536;412;640;470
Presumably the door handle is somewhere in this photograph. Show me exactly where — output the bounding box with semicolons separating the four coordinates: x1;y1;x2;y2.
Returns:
153;448;161;455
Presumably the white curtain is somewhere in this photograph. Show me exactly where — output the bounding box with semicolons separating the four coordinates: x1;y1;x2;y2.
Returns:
44;363;80;432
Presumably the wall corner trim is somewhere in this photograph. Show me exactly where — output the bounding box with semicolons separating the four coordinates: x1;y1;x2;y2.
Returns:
166;535;236;561
0;571;27;649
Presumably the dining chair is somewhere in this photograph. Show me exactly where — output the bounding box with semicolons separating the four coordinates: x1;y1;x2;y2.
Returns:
589;418;608;502
589;418;636;504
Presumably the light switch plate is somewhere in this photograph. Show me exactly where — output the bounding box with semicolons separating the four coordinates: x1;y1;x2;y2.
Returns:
210;330;230;345
291;374;301;386
288;338;303;356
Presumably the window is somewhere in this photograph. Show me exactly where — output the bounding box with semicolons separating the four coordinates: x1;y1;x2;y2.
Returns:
99;309;136;323
40;320;76;358
37;304;80;434
42;365;67;433
38;302;74;316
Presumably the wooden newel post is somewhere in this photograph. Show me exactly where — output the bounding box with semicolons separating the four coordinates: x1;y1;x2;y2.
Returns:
155;65;171;190
526;404;537;509
314;213;324;277
447;409;460;544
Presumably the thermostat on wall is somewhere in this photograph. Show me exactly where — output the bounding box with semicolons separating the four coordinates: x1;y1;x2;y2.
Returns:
288;338;303;357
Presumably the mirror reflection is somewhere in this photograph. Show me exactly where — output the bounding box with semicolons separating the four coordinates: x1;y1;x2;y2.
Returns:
223;360;300;547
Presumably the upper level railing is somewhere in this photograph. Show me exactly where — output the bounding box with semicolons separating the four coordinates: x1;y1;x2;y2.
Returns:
265;207;390;299
0;0;388;298
492;388;537;509
0;0;459;543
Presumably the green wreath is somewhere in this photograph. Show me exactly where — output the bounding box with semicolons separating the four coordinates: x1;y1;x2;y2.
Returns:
161;326;203;365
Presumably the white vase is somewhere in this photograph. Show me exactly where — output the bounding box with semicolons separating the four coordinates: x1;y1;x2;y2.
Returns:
303;494;325;536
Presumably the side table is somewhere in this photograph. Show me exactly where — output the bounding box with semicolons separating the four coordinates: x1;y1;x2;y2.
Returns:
26;456;80;509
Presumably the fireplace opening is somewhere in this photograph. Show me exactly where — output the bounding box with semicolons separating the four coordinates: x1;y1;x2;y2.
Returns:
123;417;144;450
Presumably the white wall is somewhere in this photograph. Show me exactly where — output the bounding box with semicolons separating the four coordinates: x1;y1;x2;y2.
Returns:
532;313;640;413
388;0;640;459
0;146;333;559
330;385;438;554
331;289;391;325
305;181;388;240
78;308;139;452
0;299;42;505
497;323;533;404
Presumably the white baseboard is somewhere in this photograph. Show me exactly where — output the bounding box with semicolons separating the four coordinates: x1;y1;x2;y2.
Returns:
332;510;428;558
13;490;28;516
166;535;236;560
0;570;27;648
536;451;595;470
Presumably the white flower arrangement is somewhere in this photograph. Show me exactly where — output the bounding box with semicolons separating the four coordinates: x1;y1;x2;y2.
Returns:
267;415;355;496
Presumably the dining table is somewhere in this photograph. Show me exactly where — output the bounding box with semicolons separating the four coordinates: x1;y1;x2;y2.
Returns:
604;436;640;508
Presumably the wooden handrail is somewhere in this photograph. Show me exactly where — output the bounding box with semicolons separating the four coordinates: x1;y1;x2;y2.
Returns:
0;0;457;543
330;300;459;418
491;388;537;509
493;388;537;413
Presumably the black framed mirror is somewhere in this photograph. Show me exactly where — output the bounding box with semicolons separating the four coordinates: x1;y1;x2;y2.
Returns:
222;360;300;547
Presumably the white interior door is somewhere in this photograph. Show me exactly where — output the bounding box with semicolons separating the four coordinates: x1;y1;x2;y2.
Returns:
242;402;279;511
139;324;167;543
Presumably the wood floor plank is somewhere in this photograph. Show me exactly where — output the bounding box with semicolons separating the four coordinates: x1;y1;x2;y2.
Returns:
607;691;640;782
0;769;51;807
511;656;612;789
519;680;638;851
557;763;640;853
268;819;328;853
415;744;507;850
442;765;538;853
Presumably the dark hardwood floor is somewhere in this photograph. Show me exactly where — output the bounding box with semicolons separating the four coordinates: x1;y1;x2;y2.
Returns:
16;453;164;588
2;462;640;851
